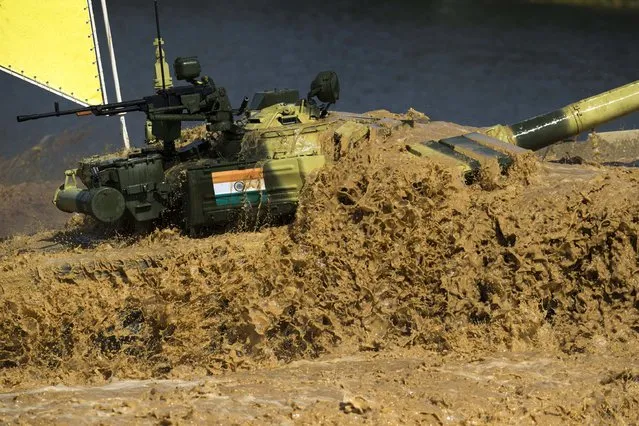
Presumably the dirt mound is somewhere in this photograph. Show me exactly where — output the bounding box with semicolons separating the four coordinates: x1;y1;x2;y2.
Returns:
0;129;97;185
540;129;639;164
0;128;118;237
0;181;69;238
1;122;638;397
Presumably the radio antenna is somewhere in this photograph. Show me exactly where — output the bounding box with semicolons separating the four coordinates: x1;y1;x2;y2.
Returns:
154;0;166;91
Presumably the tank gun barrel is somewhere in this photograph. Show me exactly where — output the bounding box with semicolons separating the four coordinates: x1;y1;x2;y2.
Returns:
486;80;639;150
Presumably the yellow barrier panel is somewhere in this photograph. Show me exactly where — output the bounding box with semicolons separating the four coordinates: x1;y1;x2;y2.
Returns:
0;0;104;106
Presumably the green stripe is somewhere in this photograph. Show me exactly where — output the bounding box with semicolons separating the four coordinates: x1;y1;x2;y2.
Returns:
215;191;267;207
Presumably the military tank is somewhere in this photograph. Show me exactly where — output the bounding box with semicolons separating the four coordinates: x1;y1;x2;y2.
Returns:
17;59;343;233
16;25;639;234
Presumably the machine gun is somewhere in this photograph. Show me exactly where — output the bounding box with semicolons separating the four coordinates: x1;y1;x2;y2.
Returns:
17;56;243;153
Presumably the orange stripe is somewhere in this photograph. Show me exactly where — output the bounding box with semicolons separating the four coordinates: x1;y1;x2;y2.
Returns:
211;168;263;184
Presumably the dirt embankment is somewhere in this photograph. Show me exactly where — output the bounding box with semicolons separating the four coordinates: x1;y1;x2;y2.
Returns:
1;117;638;422
0;129;102;238
0;181;69;238
531;0;639;8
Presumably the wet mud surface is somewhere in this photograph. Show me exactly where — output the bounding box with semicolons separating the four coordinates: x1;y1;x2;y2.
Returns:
2;353;638;424
1;116;639;423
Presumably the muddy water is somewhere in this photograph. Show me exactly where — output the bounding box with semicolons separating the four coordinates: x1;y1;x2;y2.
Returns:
1;115;639;422
2;353;638;424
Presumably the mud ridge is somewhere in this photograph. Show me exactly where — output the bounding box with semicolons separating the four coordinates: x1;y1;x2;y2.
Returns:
1;119;638;401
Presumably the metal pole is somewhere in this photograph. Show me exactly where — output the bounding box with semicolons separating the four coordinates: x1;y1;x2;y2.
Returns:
99;0;130;149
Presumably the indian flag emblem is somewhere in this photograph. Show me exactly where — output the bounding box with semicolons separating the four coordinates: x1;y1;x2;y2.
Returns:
211;167;266;206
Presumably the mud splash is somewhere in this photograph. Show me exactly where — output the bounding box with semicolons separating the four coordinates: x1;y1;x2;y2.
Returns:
1;117;638;422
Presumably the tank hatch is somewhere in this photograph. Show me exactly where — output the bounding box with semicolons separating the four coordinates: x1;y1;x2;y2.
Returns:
249;89;299;110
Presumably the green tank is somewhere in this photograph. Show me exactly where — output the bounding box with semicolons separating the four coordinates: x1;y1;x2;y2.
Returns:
17;51;345;233
16;17;639;234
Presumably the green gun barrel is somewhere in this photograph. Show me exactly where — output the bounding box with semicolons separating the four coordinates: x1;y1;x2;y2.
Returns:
486;80;639;150
54;183;125;223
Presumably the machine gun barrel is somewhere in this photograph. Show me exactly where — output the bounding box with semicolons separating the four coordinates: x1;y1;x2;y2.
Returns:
17;99;147;123
486;80;639;150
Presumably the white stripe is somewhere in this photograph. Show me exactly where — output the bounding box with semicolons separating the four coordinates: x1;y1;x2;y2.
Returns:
99;0;130;149
213;179;265;195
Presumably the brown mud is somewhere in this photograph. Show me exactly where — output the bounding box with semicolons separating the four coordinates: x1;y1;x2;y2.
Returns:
1;114;639;423
2;353;637;424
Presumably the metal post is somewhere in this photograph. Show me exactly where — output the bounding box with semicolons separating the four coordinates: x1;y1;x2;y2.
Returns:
99;0;130;149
